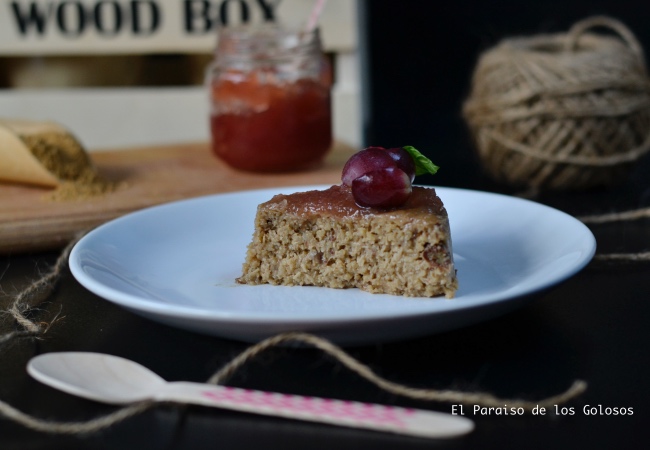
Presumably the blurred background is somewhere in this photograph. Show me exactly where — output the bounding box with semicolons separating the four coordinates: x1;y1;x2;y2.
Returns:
1;0;649;189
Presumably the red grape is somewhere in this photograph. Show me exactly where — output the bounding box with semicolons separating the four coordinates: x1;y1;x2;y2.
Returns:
351;167;412;208
385;147;416;182
341;147;396;186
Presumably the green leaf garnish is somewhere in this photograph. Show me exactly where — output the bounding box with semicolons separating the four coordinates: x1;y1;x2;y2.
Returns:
403;145;440;176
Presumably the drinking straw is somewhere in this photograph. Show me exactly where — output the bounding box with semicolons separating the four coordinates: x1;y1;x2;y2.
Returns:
305;0;327;32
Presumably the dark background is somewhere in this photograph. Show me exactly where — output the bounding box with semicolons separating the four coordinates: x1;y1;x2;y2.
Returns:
359;0;650;190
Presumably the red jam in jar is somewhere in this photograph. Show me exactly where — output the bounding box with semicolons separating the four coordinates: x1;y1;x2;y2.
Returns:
207;24;332;172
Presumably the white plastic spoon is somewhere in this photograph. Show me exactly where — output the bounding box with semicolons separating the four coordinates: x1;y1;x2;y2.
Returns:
27;352;473;439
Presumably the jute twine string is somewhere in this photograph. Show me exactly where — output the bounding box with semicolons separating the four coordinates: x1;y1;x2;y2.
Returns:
207;331;587;410
593;251;650;262
578;206;650;262
0;240;587;434
579;206;650;224
0;401;154;435
463;16;650;190
0;235;80;348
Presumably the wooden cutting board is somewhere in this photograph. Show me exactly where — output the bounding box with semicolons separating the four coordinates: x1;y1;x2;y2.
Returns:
0;141;354;254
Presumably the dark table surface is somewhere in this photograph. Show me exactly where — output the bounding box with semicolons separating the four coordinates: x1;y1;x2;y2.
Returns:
2;158;650;450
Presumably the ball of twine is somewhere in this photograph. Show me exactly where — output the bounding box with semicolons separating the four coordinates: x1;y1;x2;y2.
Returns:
463;16;650;190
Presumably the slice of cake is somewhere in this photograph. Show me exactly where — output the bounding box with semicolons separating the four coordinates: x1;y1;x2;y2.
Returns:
237;184;458;298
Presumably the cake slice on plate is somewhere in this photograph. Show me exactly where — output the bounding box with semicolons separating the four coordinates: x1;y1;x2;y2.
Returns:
237;146;458;298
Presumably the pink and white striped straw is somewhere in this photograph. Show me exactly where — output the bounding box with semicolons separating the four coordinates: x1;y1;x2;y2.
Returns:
305;0;327;32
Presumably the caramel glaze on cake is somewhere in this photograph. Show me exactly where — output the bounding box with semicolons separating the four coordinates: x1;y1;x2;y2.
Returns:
237;184;458;298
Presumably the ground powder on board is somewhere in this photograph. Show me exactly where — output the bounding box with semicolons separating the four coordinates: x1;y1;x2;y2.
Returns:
21;131;120;201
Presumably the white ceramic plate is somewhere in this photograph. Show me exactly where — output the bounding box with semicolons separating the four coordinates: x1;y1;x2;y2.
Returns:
69;185;595;345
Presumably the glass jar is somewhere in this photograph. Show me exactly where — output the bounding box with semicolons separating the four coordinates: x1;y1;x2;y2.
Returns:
206;24;332;172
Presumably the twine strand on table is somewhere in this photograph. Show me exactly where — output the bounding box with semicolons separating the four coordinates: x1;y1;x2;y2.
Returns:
578;206;650;224
593;251;650;262
0;400;153;435
577;206;650;262
0;234;81;348
209;331;587;410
